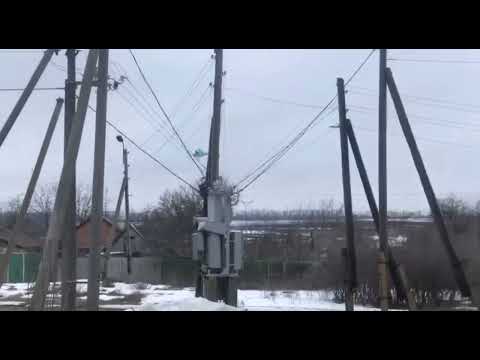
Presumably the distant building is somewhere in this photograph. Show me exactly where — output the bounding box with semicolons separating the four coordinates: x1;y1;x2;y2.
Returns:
75;216;148;256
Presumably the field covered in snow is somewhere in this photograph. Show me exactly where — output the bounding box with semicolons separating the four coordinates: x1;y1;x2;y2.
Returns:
0;281;386;311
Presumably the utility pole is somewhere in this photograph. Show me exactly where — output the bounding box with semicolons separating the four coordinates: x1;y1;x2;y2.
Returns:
0;98;64;286
102;176;126;284
119;136;132;274
378;49;389;311
378;49;388;253
386;67;473;300
194;49;242;306
345;119;412;307
87;49;109;311
61;48;78;311
337;78;356;311
30;49;99;311
0;49;56;149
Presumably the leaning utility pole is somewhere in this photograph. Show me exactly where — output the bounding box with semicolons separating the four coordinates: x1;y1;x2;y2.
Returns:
345;119;414;309
337;78;356;311
61;49;79;311
386;67;473;300
0;98;64;286
87;49;109;311
30;49;99;311
0;49;56;149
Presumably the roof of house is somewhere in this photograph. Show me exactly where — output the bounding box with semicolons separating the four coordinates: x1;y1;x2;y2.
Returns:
0;227;43;250
0;217;144;251
76;216;144;250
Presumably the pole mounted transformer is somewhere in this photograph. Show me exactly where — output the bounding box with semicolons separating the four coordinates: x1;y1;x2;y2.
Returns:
192;49;243;306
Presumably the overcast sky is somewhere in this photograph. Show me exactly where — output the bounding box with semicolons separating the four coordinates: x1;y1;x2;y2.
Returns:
1;49;480;214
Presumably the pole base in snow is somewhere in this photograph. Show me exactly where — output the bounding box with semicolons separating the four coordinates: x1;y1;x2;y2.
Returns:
203;276;237;307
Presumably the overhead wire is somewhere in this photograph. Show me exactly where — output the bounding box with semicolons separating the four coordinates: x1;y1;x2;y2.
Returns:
388;58;480;64
235;49;377;193
153;84;213;156
128;49;204;175
83;100;199;193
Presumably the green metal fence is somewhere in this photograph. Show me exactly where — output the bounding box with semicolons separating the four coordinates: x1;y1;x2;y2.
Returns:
6;253;41;283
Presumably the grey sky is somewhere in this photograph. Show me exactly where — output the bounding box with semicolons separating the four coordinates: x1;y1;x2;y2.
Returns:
1;49;480;214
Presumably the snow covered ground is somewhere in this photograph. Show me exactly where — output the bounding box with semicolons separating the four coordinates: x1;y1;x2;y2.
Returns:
0;281;383;311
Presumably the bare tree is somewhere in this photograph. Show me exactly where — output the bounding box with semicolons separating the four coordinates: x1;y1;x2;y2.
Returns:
32;182;96;227
31;183;56;229
75;183;92;223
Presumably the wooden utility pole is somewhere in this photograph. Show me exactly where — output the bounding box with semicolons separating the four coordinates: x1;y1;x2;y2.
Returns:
200;48;238;305
378;49;388;254
386;67;472;299
0;98;64;286
61;48;78;311
87;49;109;311
337;78;356;311
0;49;56;149
30;49;99;311
377;251;389;311
206;49;223;188
378;49;389;310
345;118;412;307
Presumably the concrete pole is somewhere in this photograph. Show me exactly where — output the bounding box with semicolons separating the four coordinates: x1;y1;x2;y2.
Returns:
0;49;56;149
30;49;99;311
123;148;132;274
61;49;78;311
0;98;64;286
87;49;109;311
102;176;126;284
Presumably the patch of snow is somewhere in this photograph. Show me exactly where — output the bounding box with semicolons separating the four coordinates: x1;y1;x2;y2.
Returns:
0;283;32;299
99;294;124;301
0;301;25;306
135;297;242;311
100;304;141;310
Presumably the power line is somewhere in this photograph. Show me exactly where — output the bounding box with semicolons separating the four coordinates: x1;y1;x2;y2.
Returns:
153;84;213;155
389;58;480;64
348;85;480;109
110;56;210;150
0;50;44;54
170;56;213;118
349;88;480;114
348;104;480;132
350;108;480;133
353;124;478;151
128;49;204;175
225;87;323;109
0;87;64;92
83;100;199;193
235;49;377;193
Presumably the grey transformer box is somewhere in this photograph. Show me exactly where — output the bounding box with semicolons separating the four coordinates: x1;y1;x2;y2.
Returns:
192;230;243;276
